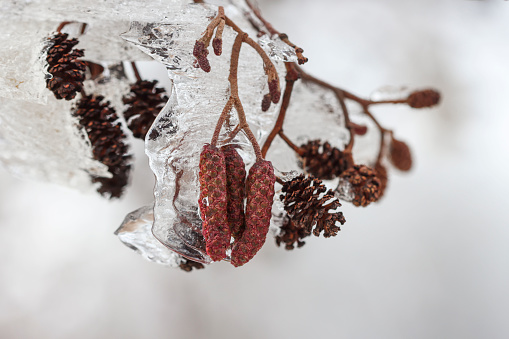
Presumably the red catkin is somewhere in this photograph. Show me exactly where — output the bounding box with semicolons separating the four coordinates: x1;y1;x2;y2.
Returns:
222;145;246;239
199;144;230;261
268;79;281;104
212;38;222;56
231;159;276;267
261;93;272;112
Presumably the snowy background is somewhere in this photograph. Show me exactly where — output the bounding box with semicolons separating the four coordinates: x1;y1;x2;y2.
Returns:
1;0;509;338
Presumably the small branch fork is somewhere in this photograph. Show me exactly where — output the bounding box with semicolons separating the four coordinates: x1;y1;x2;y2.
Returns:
197;7;281;161
195;2;437;169
242;3;409;167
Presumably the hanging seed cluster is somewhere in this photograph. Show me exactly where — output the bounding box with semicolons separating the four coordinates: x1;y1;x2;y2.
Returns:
340;165;382;207
276;174;346;250
231;159;276;267
198;145;276;266
198;144;231;262
73;95;131;199
46;33;86;100
222;145;246;240
299;140;354;180
122;80;168;139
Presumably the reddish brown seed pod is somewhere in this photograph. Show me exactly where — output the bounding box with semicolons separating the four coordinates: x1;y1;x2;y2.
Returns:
268;79;281;104
231;159;276;267
221;145;246;240
198;144;230;261
389;137;412;171
212;38;222;56
261;93;272;112
406;89;440;108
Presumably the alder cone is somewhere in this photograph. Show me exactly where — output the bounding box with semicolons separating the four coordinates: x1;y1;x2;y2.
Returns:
231;159;276;267
221;145;246;240
199;144;230;261
389;138;412;171
46;33;86;100
300;140;354;180
340;165;382;207
73;95;131;199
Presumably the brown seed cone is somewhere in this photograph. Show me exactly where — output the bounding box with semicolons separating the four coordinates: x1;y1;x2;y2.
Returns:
231;159;276;267
340;165;382;207
279;175;346;246
275;216;308;250
407;89;440;108
73;95;132;198
179;258;205;272
199;144;230;261
389;137;412;171
299;140;354;180
45;33;86;100
221;145;246;240
122;80;168;139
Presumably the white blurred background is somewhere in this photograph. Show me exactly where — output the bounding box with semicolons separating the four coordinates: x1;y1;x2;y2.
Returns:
1;0;509;338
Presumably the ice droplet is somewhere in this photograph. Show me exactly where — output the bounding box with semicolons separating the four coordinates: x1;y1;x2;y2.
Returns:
116;205;212;265
258;34;298;63
335;179;355;202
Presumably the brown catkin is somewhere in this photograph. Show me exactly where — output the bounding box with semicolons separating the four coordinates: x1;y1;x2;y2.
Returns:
221;145;246;240
407;89;440;108
231;159;275;267
198;144;230;261
389;137;412;171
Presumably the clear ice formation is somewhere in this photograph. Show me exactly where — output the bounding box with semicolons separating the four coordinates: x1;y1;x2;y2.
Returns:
115;205;208;266
0;0;382;266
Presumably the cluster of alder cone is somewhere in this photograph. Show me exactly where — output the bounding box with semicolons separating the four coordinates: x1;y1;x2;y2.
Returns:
192;5;440;267
43;3;440;270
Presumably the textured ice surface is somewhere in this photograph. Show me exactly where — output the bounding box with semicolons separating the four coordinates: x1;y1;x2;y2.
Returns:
115;205;210;266
136;3;293;257
0;97;109;189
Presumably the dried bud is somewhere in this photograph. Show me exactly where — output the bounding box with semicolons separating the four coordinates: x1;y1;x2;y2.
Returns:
193;40;211;72
407;89;440;108
279;175;345;248
268;79;281;104
197;55;211;73
122;80;168;139
199;144;230;261
221;145;246;240
45;33;86;100
348;122;368;136
389;137;412;171
299;140;354;180
340;165;382;207
261;93;272;112
212;38;222;56
193;40;205;58
231;159;275;267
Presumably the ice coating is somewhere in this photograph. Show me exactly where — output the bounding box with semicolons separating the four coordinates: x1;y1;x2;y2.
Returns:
115;205;211;265
138;3;292;256
0;97;110;189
